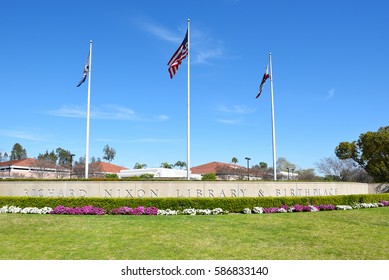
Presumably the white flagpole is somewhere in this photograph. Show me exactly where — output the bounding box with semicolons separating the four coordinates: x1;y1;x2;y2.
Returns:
269;53;277;180
187;19;191;180
85;40;92;179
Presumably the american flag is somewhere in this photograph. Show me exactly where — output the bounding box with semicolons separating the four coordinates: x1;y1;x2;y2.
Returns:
256;66;270;98
76;52;90;87
167;30;188;79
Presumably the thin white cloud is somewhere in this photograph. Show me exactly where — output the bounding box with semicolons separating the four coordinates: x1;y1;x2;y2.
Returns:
46;105;85;118
216;118;242;125
325;88;335;100
212;105;255;125
0;129;45;141
96;138;177;144
139;21;182;43
46;105;169;122
214;105;255;114
194;48;223;64
138;19;224;64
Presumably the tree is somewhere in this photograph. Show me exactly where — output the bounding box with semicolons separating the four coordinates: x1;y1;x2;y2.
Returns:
91;157;101;163
202;173;216;181
0;152;9;162
276;157;296;172
37;150;58;165
297;169;318;181
231;157;239;164
134;162;147;169
103;144;116;163
10;143;27;160
73;157;85;178
160;162;173;169
55;147;73;167
335;126;389;182
216;165;246;180
174;161;187;169
315;156;372;182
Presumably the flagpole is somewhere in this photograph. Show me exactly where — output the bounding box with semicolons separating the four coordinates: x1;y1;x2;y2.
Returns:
269;53;277;180
85;40;92;179
187;19;191;180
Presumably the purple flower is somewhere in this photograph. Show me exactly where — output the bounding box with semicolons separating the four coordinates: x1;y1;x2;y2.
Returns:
317;204;336;211
263;207;279;214
109;206;159;215
50;205;106;215
145;207;158;215
131;206;145;215
379;200;389;207
280;204;289;211
293;204;304;212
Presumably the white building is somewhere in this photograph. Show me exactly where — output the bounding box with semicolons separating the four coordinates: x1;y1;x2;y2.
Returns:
119;168;201;180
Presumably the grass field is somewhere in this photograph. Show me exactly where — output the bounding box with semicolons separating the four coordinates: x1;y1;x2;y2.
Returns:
0;207;388;260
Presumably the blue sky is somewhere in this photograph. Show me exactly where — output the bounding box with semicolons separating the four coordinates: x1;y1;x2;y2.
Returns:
1;0;388;172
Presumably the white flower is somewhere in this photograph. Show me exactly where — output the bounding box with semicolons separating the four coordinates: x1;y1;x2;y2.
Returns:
197;209;212;215
182;208;197;215
243;208;252;214
277;208;288;213
212;208;226;215
353;203;379;209
0;205;9;213
157;209;178;215
8;206;22;213
252;207;263;214
336;205;353;210
41;207;53;214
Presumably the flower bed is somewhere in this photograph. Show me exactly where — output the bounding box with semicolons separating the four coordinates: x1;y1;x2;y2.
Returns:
50;205;107;215
0;205;53;214
0;200;388;216
241;200;389;214
109;206;158;215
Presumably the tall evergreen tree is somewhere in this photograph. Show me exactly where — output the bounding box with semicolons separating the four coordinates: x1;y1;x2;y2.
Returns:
103;144;116;163
10;143;27;160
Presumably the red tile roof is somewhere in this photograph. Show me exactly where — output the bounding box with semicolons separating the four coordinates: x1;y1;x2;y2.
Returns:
0;158;128;173
0;158;41;167
90;161;128;173
190;161;245;175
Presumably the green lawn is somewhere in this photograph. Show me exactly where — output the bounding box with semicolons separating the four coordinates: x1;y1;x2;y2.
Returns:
1;207;388;260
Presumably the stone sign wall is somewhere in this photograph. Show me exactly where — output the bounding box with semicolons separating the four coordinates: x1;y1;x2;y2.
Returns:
0;181;374;198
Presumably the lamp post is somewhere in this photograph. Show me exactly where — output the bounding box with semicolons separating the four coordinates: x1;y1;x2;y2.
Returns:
245;157;251;180
70;154;75;179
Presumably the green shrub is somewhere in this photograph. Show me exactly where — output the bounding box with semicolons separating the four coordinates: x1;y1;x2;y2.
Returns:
1;193;389;213
139;173;154;179
105;173;119;179
202;173;216;181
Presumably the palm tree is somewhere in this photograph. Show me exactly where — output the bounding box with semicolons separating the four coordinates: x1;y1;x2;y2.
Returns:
160;162;173;169
134;162;147;169
231;157;239;164
174;161;187;169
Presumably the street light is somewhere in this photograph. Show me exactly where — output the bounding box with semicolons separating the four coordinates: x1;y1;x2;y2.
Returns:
245;157;251;180
70;154;75;179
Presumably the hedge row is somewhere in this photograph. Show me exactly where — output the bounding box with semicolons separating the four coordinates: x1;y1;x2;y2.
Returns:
1;194;389;213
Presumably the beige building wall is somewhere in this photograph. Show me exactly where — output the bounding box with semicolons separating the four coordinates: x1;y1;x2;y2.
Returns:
0;181;376;198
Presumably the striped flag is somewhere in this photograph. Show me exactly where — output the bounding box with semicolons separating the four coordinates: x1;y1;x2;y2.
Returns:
256;66;270;98
167;30;188;79
76;52;90;87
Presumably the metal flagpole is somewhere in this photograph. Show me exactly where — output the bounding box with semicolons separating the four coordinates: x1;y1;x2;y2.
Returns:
85;40;92;179
187;19;191;180
269;53;277;180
